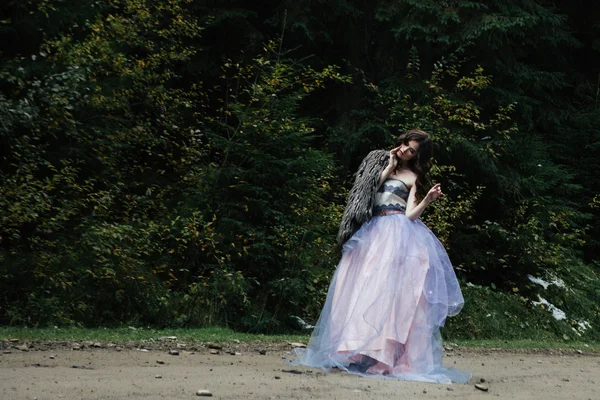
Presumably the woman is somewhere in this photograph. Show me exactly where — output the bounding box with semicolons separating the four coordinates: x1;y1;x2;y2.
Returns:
293;129;471;384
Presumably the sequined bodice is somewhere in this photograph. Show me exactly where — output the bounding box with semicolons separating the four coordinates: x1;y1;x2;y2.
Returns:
373;179;409;214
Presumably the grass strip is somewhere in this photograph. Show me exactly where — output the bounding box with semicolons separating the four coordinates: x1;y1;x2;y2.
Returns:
452;339;600;351
1;327;598;351
0;327;309;343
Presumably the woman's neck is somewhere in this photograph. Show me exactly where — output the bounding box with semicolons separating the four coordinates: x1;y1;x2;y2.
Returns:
396;162;410;172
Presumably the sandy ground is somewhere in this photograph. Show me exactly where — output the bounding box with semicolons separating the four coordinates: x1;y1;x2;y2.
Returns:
1;341;599;400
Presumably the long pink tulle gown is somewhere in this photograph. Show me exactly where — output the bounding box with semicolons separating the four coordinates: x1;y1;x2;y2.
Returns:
292;178;471;384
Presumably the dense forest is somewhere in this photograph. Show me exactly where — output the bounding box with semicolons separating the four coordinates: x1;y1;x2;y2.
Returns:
1;0;599;340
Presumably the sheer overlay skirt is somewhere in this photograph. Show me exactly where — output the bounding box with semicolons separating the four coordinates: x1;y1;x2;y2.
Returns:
291;214;471;384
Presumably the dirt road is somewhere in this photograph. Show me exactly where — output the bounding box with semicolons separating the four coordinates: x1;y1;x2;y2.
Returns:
1;341;598;399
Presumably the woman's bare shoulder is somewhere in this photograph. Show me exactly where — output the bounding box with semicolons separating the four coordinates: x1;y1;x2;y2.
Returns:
405;174;418;189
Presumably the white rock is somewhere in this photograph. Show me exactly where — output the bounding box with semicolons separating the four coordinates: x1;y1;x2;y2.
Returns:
474;384;489;392
289;342;307;348
16;344;29;352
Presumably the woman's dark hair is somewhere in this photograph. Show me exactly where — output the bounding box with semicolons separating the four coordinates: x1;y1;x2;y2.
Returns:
394;129;433;202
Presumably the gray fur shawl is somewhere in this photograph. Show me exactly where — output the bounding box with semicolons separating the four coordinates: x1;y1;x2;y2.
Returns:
337;149;389;246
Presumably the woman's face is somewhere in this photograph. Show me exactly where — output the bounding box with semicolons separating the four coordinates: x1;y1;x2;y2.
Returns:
398;140;420;161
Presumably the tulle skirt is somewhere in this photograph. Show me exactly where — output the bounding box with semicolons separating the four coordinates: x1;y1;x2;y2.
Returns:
291;214;471;384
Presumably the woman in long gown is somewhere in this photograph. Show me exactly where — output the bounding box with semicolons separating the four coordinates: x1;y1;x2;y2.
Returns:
293;130;471;384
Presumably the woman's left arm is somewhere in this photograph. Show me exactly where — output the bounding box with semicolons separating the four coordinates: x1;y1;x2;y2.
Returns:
405;183;442;221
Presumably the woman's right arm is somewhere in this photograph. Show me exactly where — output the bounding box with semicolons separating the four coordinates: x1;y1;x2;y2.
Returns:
377;147;400;188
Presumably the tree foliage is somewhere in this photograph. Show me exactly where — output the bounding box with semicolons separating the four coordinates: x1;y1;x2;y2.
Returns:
1;0;599;338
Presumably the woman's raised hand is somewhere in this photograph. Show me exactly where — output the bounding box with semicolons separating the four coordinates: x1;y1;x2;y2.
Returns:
426;183;443;203
387;147;400;171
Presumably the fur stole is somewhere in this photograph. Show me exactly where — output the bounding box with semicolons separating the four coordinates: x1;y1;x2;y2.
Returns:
336;149;389;246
